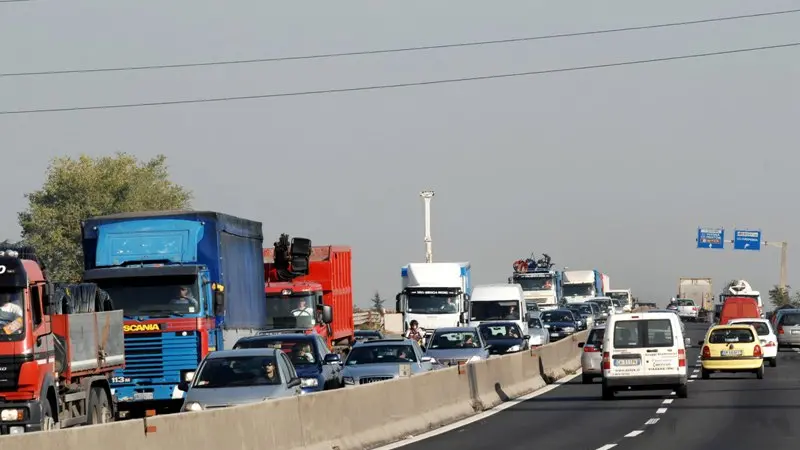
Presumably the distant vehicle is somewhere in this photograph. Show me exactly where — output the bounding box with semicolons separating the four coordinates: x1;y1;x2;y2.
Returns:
526;316;551;347
424;327;490;366
354;330;384;342
179;348;302;412
718;297;760;325
667;298;699;322
775;310;800;349
610;299;625;315
578;324;605;384
540;309;580;341
232;333;344;392
699;324;764;379
478;322;530;355
605;289;633;312
728;318;778;367
342;338;434;386
566;303;595;330
586;297;614;318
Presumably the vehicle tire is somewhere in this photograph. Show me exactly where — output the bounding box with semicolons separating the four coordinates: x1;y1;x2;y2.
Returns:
88;387;112;425
601;384;614;400
701;368;710;380
41;398;57;431
769;357;777;368
582;374;594;384
756;365;764;379
676;383;688;399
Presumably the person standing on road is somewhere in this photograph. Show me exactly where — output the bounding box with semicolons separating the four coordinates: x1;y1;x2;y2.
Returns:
405;320;424;343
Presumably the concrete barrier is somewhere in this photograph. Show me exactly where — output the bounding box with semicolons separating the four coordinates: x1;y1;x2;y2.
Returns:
1;330;587;450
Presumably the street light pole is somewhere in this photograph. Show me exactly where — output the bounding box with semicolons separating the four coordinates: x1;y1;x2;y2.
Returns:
420;190;434;263
764;241;788;291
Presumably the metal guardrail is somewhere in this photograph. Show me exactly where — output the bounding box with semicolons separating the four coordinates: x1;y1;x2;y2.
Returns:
354;311;383;327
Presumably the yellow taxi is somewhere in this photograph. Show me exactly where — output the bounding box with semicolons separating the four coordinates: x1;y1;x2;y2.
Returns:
699;324;764;379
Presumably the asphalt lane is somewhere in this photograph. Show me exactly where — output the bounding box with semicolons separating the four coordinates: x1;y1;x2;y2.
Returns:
397;324;707;450
611;323;800;450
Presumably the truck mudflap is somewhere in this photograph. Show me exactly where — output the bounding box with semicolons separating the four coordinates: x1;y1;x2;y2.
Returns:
0;399;45;435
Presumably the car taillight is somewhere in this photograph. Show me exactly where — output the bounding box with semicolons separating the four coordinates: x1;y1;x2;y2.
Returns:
584;345;600;353
753;345;763;358
602;351;610;370
764;341;776;347
778;326;784;334
678;348;686;367
702;345;711;359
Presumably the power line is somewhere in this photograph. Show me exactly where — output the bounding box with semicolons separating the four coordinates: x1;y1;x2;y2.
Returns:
1;8;799;78
1;41;797;116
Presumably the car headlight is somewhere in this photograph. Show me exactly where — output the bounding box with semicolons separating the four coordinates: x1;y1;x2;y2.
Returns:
301;378;318;387
563;327;575;333
0;409;24;421
544;324;551;328
468;355;482;363
507;345;521;352
183;402;203;412
343;376;355;385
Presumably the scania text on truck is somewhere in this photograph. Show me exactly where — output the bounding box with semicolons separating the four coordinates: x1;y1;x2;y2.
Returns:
720;280;764;318
509;254;562;311
396;262;471;334
80;210;266;418
262;234;354;351
0;249;124;434
605;289;633;312
562;270;604;303
677;278;713;322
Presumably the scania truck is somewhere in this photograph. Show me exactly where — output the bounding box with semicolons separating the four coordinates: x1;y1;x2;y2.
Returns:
562;269;604;303
396;262;471;334
81;210;266;418
509;254;562;311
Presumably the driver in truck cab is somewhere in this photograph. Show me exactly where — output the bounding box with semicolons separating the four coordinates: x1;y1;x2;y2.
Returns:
292;298;314;317
0;292;24;335
170;286;199;309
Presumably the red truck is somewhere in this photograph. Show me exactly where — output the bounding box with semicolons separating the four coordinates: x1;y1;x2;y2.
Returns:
262;234;354;351
0;249;124;435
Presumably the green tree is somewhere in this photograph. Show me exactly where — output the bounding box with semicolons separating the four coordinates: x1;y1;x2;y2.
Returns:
768;285;793;308
18;153;192;282
370;291;385;312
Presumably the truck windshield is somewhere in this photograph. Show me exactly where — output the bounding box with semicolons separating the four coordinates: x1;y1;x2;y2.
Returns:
0;288;25;341
407;291;458;314
95;275;200;317
606;292;630;304
265;294;317;329
563;284;594;297
470;301;521;321
512;276;553;291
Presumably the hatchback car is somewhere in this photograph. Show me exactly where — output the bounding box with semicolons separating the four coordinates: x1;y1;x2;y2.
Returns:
700;324;764;379
526;316;551;347
540;309;580;341
776;311;800;348
342;338;434;386
578;324;605;383
424;327;490;366
728;318;778;367
478;322;530;355
179;348;302;412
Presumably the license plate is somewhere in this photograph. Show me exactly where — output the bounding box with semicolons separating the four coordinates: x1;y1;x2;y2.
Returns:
133;392;154;401
614;358;641;366
721;350;743;357
550;333;559;337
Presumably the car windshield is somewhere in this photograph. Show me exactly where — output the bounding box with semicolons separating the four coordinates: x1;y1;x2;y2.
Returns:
429;331;481;349
709;328;755;344
613;319;674;349
479;324;522;340
731;321;769;335
587;328;605;346
0;287;25;340
193;355;281;388
512;276;554;291
541;311;573;322
470;301;521;321
780;314;800;326
234;338;318;366
528;318;544;329
406;290;459;314
563;284;594;297
606;292;630;304
265;293;317;329
95;275;199;317
345;344;417;365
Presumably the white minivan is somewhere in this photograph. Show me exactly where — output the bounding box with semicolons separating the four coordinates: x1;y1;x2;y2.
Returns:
467;284;530;343
601;312;691;400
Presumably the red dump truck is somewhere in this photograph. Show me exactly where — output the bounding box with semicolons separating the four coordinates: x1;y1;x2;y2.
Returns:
0;249;124;435
263;234;354;351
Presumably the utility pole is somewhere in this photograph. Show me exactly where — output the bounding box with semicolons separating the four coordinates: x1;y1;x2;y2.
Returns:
764;241;789;291
420;190;434;263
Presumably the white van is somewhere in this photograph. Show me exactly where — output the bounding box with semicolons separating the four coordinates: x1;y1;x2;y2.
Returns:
467;284;529;341
601;311;690;400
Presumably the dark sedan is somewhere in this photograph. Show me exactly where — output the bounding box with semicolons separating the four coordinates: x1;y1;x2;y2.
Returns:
478;322;530;355
540;309;580;341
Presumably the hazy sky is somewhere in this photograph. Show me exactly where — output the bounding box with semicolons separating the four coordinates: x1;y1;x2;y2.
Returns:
1;0;798;307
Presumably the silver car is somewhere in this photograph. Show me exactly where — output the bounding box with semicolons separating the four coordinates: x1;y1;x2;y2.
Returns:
342;338;434;386
578;325;605;384
777;311;800;347
179;348;302;412
423;327;491;366
527;316;551;347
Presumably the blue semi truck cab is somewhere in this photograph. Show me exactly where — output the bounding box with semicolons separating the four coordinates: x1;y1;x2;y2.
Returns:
81;210;266;417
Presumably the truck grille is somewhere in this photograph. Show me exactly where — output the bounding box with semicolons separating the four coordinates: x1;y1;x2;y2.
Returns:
118;332;199;381
0;357;20;391
359;376;394;385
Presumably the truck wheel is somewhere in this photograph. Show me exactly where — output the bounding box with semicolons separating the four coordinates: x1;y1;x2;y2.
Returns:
41;399;57;431
88;387;112;424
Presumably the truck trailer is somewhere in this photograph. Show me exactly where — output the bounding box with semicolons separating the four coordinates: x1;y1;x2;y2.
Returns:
262;234;354;351
0;249;124;435
81;210;266;418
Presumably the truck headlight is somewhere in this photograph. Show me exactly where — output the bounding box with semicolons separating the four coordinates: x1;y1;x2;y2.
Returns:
506;345;521;353
343;376;355;385
183;402;203;412
183;371;195;382
0;409;24;421
301;378;318;387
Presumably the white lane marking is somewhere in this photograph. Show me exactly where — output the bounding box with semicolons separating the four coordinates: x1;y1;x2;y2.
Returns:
656;408;668;414
645;418;659;425
670;391;676;395
692;369;699;373
662;399;673;404
625;430;644;437
596;445;617;450
690;374;698;378
373;371;582;449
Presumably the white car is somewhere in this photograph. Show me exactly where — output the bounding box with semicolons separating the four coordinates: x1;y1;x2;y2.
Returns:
728;318;778;367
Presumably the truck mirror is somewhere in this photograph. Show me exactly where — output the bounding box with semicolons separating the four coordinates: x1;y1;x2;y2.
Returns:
460;312;466;323
214;290;226;316
44;282;55;314
464;293;471;302
395;293;403;312
321;305;333;324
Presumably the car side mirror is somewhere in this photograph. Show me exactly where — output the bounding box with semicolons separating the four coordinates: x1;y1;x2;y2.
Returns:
578;342;585;348
420;356;433;363
287;377;301;388
178;381;190;392
323;353;341;364
321;305;333;324
214;290;226;316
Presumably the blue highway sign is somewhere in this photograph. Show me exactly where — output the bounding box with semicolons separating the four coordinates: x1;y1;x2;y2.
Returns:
697;227;724;249
733;229;761;251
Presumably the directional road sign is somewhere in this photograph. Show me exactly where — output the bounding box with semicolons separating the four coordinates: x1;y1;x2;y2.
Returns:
697;227;724;249
733;229;761;251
